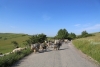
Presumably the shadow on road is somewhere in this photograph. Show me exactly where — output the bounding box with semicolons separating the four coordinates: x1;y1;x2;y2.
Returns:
59;48;68;50
39;50;52;53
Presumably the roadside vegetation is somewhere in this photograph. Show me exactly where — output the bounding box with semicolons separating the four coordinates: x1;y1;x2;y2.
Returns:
0;48;32;67
72;32;100;63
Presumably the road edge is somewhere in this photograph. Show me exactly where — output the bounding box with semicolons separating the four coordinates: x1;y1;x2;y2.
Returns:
70;41;100;67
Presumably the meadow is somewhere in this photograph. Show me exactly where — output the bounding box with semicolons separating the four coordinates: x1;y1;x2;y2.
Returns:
72;32;100;63
0;33;30;53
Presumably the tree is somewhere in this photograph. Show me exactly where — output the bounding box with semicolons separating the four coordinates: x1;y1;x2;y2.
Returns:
81;30;88;37
29;33;47;44
11;41;19;48
76;30;94;38
38;33;47;43
56;28;69;39
68;32;76;40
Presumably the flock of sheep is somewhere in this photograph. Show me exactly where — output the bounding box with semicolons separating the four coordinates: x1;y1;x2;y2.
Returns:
30;39;68;53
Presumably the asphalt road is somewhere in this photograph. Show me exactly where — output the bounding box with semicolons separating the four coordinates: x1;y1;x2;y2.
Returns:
12;42;100;67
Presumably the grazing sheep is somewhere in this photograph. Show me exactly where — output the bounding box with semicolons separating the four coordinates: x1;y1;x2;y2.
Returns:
4;52;11;55
12;48;24;53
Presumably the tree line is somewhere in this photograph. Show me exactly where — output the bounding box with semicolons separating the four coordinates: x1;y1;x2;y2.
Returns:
11;29;93;48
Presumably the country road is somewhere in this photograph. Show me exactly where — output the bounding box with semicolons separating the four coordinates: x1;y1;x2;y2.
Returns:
12;42;100;67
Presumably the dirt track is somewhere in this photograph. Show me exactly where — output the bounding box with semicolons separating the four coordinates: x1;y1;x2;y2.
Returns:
12;42;100;67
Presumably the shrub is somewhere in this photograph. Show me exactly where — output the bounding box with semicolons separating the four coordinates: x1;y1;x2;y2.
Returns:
0;37;2;39
0;48;32;67
4;38;7;40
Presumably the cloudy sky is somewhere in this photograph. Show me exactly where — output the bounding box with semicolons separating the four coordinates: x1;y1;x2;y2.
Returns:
0;0;100;36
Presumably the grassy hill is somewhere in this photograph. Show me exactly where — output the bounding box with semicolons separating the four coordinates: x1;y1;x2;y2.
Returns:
72;32;100;63
0;33;31;53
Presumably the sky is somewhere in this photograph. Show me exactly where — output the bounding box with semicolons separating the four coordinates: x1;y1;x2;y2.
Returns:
0;0;100;36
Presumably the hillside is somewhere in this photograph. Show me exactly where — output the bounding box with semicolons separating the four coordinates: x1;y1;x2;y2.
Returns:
0;33;31;53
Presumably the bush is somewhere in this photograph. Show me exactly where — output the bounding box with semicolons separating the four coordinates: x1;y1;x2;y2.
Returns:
4;38;7;40
0;48;32;67
0;37;2;39
22;35;26;36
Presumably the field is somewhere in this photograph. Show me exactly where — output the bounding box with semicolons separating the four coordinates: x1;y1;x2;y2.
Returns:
0;33;30;53
72;32;100;63
0;33;52;53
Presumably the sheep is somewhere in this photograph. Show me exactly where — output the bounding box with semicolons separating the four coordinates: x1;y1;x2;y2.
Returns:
31;44;40;53
4;52;11;55
12;47;24;53
64;39;68;43
39;43;47;52
0;52;12;57
53;40;62;50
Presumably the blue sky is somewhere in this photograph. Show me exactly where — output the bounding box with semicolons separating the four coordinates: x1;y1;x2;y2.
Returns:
0;0;100;36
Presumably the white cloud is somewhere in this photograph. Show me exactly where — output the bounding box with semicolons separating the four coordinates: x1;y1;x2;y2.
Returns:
74;24;81;27
83;23;91;27
73;24;100;34
82;24;100;31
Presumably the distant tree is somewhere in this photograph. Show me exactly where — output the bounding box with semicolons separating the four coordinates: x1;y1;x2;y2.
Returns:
81;30;91;37
56;29;69;39
68;32;76;40
81;31;88;36
22;35;26;36
11;41;19;48
76;30;94;38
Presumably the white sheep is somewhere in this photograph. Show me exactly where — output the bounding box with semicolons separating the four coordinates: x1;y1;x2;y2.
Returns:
12;48;24;53
64;39;68;43
4;52;11;55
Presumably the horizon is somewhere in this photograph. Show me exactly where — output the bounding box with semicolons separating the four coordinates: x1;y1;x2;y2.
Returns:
0;31;99;37
0;0;100;37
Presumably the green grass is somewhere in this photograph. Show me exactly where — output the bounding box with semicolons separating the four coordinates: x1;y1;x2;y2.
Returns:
0;33;30;53
72;32;100;63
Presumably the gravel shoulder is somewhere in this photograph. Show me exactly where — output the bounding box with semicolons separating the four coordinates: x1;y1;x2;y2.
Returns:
12;42;100;67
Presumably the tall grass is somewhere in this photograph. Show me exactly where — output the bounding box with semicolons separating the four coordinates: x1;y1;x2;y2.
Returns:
73;34;100;63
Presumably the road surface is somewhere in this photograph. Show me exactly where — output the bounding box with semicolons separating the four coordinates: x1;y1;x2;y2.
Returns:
12;42;100;67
